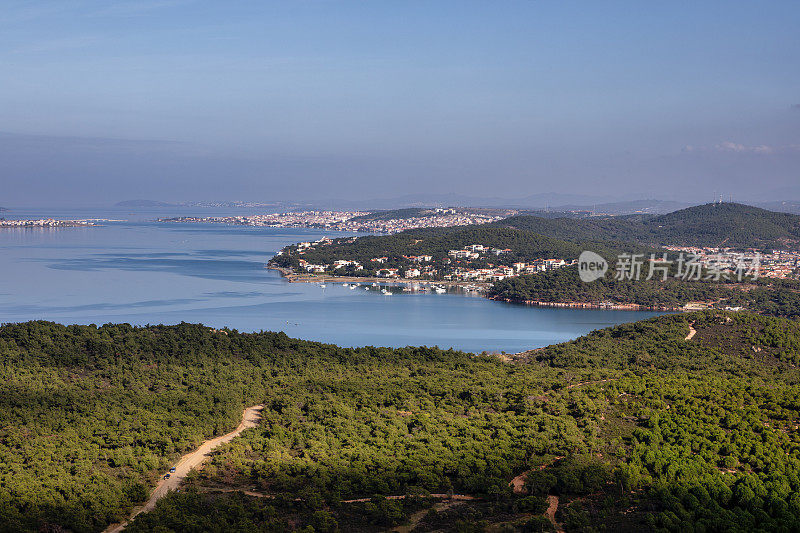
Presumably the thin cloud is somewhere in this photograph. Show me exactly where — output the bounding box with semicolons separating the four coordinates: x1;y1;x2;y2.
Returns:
10;36;101;54
0;3;74;26
715;141;777;154
683;142;800;156
88;0;195;17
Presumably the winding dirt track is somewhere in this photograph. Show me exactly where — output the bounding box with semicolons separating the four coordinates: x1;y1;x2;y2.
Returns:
104;405;264;533
685;322;697;340
509;456;566;494
545;495;565;533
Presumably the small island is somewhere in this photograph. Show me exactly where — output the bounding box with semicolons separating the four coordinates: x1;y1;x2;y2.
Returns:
0;218;97;228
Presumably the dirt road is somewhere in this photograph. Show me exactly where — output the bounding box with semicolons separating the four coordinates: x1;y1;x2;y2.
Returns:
545;495;565;532
104;404;264;533
509;456;565;494
685;322;697;340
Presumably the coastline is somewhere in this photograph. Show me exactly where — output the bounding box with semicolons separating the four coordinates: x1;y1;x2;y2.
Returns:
488;297;686;312
266;265;491;291
268;266;691;311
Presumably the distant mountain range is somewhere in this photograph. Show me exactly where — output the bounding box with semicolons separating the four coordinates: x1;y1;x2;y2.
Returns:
316;193;686;213
546;199;690;215
116;194;620;211
114;197;800;218
114;196;687;214
322;192;620;210
114;199;177;208
114;199;308;209
756;201;800;216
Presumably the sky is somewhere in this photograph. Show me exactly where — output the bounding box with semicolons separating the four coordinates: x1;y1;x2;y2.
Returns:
1;0;799;207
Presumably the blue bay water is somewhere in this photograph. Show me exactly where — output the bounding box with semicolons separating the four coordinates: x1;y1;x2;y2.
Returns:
0;207;665;353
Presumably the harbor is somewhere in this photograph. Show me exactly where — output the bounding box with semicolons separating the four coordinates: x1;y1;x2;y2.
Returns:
267;265;490;294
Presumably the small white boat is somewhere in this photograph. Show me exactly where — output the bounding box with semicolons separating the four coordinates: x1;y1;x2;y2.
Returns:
319;284;326;288
342;283;349;287
433;286;446;294
349;285;356;289
381;289;392;295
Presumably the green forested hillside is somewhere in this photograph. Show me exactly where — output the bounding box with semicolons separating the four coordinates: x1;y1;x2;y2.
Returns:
271;224;648;276
651;202;800;248
128;311;800;532
490;265;800;316
497;203;800;249
490;265;733;308
5;315;800;531
0;322;269;532
495;214;649;243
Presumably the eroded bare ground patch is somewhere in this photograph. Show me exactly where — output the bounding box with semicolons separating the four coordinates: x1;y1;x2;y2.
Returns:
692;312;799;367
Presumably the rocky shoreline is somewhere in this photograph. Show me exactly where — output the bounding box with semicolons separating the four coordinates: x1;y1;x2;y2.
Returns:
489;297;686;312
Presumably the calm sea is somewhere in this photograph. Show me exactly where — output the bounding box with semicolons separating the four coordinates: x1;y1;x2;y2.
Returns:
0;207;665;353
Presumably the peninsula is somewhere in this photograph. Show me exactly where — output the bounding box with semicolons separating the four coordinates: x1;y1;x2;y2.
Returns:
269;203;800;317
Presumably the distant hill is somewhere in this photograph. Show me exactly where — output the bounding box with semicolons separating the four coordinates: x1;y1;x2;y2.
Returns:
547;199;689;215
498;202;800;250
755;201;800;215
515;209;595;219
349;207;441;221
645;202;800;248
315;192;617;211
115;199;177;208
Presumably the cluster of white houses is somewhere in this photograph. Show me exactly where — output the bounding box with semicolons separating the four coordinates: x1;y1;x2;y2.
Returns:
663;246;800;280
283;239;574;282
0;218;95;228
161;208;507;234
443;245;572;281
444;258;572;281
294;236;335;250
447;244;512;259
374;265;438;279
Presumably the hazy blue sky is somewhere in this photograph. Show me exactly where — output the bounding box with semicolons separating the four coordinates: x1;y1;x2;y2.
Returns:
1;1;799;206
